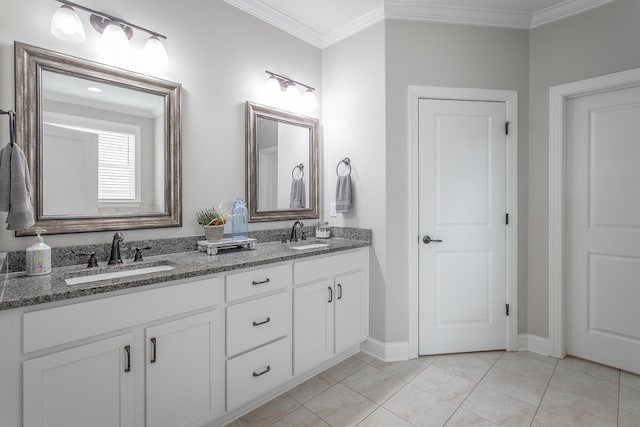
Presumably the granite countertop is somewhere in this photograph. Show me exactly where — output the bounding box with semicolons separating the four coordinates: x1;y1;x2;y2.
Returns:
0;238;370;311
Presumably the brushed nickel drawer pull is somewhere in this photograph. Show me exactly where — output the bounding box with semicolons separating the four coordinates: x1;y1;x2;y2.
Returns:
150;337;157;364
252;365;271;377
124;345;131;373
252;278;270;286
252;317;271;326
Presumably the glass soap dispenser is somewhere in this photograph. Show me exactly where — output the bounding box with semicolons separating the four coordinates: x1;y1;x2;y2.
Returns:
26;229;51;276
231;198;248;240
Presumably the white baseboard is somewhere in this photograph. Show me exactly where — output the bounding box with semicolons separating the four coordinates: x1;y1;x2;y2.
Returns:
361;337;409;362
518;333;550;356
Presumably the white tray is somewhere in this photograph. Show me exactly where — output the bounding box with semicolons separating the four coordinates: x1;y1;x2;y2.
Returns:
197;237;257;255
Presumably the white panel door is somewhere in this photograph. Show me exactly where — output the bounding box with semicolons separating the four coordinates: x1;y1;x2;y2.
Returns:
566;86;640;374
335;271;364;354
23;334;135;427
419;99;507;355
145;311;217;427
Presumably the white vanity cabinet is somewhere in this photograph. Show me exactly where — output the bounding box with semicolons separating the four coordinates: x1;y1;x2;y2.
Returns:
21;277;224;427
293;250;369;375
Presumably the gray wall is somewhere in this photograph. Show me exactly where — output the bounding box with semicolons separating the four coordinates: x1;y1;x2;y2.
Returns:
527;0;640;337
385;20;530;341
322;23;387;341
0;0;321;251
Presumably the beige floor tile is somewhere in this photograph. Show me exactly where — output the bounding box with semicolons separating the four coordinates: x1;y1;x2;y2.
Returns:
515;351;558;366
432;353;493;382
240;394;300;427
463;351;505;365
620;386;640;416
353;352;377;364
383;383;457;427
417;354;440;365
494;352;555;384
556;357;619;384
410;364;476;405
357;407;414;427
478;366;547;407
224;419;248;427
287;374;337;404
538;385;617;427
270;406;329;427
461;385;536;427
324;356;367;382
445;409;500;427
550;365;619;406
622;371;640;392
341;365;406;404
619;407;640;427
305;383;377;427
369;358;429;381
531;410;582;427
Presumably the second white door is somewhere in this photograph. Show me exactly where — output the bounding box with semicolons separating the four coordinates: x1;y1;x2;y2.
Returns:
418;98;507;355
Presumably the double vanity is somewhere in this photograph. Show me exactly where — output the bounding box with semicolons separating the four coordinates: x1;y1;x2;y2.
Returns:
0;235;370;427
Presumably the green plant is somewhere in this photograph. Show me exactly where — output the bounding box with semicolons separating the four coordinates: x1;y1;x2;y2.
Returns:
196;203;230;226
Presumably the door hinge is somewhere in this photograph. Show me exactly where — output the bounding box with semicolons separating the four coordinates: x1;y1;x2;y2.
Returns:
505;122;510;135
506;304;510;316
505;213;509;225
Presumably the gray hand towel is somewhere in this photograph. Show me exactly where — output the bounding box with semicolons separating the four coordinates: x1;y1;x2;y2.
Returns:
0;143;35;230
335;175;352;213
289;178;306;209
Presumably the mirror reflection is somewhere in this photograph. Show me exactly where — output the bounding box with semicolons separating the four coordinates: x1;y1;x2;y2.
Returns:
256;116;310;211
41;70;165;216
246;102;319;222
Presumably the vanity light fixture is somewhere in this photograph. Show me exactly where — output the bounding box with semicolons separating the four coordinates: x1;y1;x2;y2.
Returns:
50;0;169;67
265;71;318;109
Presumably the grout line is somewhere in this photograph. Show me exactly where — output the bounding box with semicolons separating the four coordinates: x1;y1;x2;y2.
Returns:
528;361;558;427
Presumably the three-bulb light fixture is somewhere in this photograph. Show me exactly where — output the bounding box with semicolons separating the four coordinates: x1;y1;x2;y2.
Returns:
50;0;169;68
265;71;318;109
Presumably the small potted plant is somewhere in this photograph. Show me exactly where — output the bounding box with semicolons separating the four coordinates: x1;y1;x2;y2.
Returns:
196;203;230;242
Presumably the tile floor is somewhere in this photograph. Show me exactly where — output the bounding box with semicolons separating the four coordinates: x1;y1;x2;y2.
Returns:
225;351;640;427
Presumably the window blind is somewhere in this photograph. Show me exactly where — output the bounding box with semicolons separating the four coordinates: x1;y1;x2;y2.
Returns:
98;131;136;200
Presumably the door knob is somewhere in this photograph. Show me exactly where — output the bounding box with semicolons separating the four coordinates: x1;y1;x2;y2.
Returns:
423;235;443;244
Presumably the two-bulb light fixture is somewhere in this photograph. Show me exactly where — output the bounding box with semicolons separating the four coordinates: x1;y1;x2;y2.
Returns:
265;71;318;110
50;0;169;68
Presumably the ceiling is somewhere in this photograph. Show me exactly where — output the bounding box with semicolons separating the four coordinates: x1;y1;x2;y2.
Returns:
223;0;616;48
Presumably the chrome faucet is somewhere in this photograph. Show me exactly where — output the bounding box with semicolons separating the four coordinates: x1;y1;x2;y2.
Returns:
108;232;124;265
290;221;305;242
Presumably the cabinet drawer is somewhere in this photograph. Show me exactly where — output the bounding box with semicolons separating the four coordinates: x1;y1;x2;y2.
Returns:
226;264;291;302
227;337;291;410
294;250;363;285
226;291;290;357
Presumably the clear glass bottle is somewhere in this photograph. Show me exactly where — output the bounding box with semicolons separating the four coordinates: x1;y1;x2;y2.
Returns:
231;198;248;240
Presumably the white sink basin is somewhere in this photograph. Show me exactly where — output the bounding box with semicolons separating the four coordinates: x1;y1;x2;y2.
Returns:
290;243;329;250
65;265;175;285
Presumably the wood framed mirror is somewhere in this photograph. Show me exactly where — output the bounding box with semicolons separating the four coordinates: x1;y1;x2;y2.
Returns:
246;102;319;222
14;42;181;235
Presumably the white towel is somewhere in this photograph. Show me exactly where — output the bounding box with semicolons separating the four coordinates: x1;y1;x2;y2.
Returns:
0;143;35;230
335;175;352;213
289;178;306;209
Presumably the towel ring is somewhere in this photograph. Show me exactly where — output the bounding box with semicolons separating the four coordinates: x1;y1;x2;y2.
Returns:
292;163;304;179
336;158;351;177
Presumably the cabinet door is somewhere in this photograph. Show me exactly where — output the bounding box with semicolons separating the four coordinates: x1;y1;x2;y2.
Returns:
335;271;365;354
145;311;218;427
23;333;135;427
293;279;334;375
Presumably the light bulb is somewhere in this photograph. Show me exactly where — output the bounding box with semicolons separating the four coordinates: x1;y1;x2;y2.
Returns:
100;22;129;63
285;83;299;100
51;5;86;42
303;89;318;109
143;36;169;68
266;76;280;94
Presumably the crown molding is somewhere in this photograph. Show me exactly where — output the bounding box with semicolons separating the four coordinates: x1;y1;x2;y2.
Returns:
384;1;531;29
531;0;617;28
321;3;385;48
223;0;322;47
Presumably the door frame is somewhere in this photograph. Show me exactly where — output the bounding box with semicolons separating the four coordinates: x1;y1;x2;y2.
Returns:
408;86;519;359
548;67;640;359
